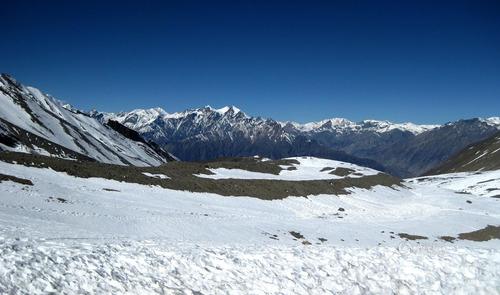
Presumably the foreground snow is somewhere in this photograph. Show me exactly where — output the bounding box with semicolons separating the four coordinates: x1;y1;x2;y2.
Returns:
0;239;498;295
1;160;499;293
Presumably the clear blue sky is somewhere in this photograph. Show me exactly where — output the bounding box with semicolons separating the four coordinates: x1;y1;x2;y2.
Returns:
1;0;499;124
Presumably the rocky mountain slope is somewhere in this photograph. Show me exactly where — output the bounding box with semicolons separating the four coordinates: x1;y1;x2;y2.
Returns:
0;74;174;166
97;106;500;177
427;130;500;174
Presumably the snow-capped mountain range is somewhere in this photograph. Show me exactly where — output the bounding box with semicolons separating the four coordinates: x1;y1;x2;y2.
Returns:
92;105;387;171
0;74;174;166
97;105;442;136
93;105;292;143
94;106;500;176
283;118;439;134
96;105;500;139
1;73;499;176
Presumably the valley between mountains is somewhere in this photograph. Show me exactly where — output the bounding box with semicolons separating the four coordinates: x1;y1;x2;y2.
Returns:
0;74;499;294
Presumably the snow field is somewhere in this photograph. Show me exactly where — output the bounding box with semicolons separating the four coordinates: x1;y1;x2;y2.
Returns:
1;160;500;293
0;160;499;247
0;239;498;295
408;170;500;198
196;157;379;181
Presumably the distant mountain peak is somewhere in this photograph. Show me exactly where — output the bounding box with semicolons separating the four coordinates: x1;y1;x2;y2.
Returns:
215;105;241;114
130;107;168;119
291;118;353;131
359;120;440;134
284;117;438;135
198;105;244;116
480;117;500;127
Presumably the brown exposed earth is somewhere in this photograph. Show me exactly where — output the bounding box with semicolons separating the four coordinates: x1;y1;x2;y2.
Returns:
458;225;500;241
0;173;33;186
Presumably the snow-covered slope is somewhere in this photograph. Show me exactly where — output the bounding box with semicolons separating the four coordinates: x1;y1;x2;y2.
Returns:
0;159;499;246
0;74;171;166
409;170;500;198
0;159;499;293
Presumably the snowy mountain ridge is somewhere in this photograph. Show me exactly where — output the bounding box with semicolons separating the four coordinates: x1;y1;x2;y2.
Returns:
95;105;293;144
479;116;500;127
98;105;500;147
101;105;441;135
95;104;500;176
0;74;173;166
283;118;439;134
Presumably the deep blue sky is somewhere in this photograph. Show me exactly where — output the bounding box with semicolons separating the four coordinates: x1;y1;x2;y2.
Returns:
1;0;499;124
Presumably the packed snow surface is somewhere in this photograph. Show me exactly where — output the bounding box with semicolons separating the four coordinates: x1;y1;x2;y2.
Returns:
0;160;499;293
196;157;379;180
0;239;498;295
409;170;500;198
